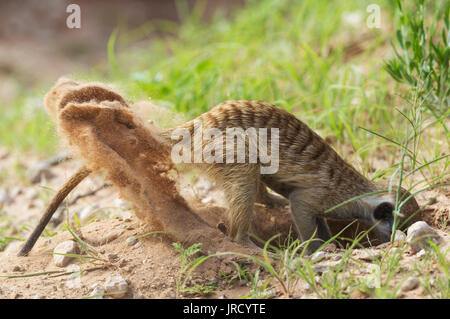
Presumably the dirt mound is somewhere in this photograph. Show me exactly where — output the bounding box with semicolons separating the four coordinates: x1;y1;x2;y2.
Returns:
43;79;255;254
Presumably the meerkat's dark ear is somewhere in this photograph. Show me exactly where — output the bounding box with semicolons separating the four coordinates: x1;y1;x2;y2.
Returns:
373;202;394;220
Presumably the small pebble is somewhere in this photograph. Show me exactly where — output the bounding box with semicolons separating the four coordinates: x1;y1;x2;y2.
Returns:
391;230;406;242
105;274;128;298
406;221;443;254
25;188;39;200
90;285;105;299
0;189;13;205
415;249;427;258
53;241;79;267
10;186;23;197
400;277;419;292
311;251;326;262
126;237;137;246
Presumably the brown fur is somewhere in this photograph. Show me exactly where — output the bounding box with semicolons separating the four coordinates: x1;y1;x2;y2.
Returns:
161;100;421;251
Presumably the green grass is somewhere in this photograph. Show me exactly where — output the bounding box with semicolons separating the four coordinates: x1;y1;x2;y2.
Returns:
0;94;58;155
1;0;447;178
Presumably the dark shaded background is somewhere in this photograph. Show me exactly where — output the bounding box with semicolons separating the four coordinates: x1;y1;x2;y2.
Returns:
0;0;243;96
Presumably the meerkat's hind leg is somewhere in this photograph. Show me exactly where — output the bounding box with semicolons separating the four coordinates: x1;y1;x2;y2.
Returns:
256;182;289;208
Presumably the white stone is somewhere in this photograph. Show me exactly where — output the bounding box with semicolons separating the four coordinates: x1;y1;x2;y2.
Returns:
0;189;13;205
126;237;137;246
105;274;128;298
415;249;427;258
3;241;23;257
406;221;443;254
25;188;39;200
53;241;79;267
311;251;326;262
10;186;23;197
400;276;419;292
90;285;105;299
391;230;407;242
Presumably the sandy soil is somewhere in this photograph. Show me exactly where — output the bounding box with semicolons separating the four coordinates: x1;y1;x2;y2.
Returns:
0;144;448;299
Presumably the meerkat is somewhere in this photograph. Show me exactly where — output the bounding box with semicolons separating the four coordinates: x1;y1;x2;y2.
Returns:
159;100;420;252
17;79;420;256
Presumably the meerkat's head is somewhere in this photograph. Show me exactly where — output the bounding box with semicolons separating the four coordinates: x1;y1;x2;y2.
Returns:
365;187;421;243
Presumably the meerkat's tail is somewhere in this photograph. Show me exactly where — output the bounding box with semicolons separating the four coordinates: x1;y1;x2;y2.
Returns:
18;166;91;256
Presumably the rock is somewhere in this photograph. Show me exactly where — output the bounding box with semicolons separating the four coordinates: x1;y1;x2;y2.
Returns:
406;221;443;254
0;189;13;205
24;188;39;200
352;249;382;262
391;230;407;242
400;277;419;292
415;249;427;258
3;241;23;257
126;237;137;246
90;285;105;299
10;186;23;197
53;240;79;267
105;274;128;298
134;242;142;249
311;251;326;262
